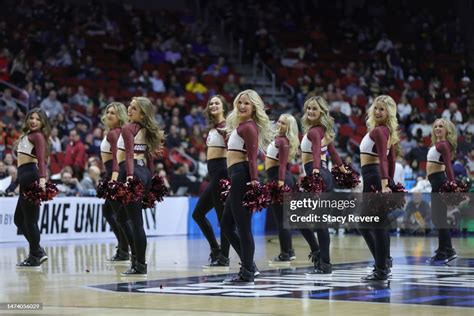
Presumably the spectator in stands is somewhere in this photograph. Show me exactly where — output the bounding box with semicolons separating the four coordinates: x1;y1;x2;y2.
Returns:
407;138;429;164
166;125;182;148
168;74;185;96
165;43;182;64
402;191;431;234
375;33;394;53
1;88;17;111
185;75;208;100
458;133;473;155
442;102;463;124
223;74;240;95
386;44;404;80
55;44;73;67
9;50;27;86
205;56;229;76
397;95;412;121
1;107;16;126
150;70;166;93
148;40;166;65
192;35;210;56
78;55;101;79
410;118;432;138
79;165;101;196
5;165;18;196
184;106;206;130
50;127;62;153
131;43;148;69
0;122;6;160
40;90;65;120
453;154;468;178
64;129;87;180
57;169;81;197
3;153;14;166
0;161;7;179
137;70;151;92
459;115;474;135
170;163;198;195
71;86;90;108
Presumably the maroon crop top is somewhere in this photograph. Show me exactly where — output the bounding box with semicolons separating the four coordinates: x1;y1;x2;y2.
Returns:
227;120;259;181
305;126;343;171
17;131;47;178
106;127;121;173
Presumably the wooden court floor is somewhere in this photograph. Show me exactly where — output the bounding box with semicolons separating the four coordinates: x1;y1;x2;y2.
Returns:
1;234;473;315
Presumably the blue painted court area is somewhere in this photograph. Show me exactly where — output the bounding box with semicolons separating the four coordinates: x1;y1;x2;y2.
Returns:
90;256;474;308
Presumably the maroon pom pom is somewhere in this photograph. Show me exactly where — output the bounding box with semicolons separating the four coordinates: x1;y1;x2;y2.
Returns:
369;182;407;212
150;175;168;203
331;164;361;189
43;182;59;201
298;173;326;193
106;180;123;201
96;180;109;199
22;181;58;206
115;177;145;205
243;182;271;213
440;180;468;206
142;192;158;209
266;181;292;204
219;178;231;202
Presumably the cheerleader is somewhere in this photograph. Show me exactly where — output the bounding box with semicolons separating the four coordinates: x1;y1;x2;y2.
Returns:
221;89;273;284
301;96;346;274
14;109;51;267
266;114;298;262
192;95;230;267
100;102;134;262
117;97;164;276
359;95;399;282
426;118;457;263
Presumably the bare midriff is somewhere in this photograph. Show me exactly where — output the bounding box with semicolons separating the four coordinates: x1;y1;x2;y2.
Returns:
265;157;279;170
101;152;113;164
301;152;327;166
426;161;445;176
17;153;37;167
227;150;247;168
117;149;145;164
360;153;380;167
207;147;227;161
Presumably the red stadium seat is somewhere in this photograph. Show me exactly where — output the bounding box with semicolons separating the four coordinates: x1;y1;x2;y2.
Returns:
339;124;354;137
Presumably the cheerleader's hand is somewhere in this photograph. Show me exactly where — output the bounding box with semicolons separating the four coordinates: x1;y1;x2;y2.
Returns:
250;180;259;186
278;180;284;187
382;185;392;193
39;178;46;191
339;165;349;173
312;168;320;174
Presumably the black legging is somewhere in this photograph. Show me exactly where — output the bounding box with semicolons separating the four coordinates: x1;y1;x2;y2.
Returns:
103;160;131;253
221;161;255;271
192;158;230;257
267;166;294;254
304;161;333;264
358;164;391;270
14;163;43;257
118;160;152;264
428;171;452;251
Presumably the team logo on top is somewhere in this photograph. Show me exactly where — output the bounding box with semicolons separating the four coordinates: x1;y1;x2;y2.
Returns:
134;144;147;151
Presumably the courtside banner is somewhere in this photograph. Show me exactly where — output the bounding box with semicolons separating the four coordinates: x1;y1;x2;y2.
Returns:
0;197;189;242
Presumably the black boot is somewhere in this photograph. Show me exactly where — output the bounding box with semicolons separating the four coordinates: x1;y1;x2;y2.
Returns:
308;250;321;270
209;247;221;263
271;252;291;262
209;254;230;267
308;260;332;274
107;247;130;262
121;259;147;276
223;266;254;285
288;249;296;260
361;267;389;282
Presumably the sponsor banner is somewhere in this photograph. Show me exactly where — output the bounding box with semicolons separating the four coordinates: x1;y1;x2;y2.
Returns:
0;197;189;242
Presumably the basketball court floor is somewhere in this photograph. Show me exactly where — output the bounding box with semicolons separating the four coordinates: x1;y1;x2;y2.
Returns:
1;234;473;315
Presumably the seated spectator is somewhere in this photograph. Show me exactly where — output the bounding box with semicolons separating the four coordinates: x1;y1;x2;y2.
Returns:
402;191;432;234
184;106;206;130
223;74;240;95
64;129;88;180
40;90;65;120
410;118;431;138
57;170;81;197
397;95;412;121
50;127;62;154
165;125;182;148
1;88;17;111
170;163;199;195
79;165;101;196
165;43;182;64
0;161;7;179
442;102;463;124
77;55;101;79
150;70;166;93
168;75;185;96
71;86;90;108
131;43;148;69
5;165;18;196
185;75;208;100
205;56;229;76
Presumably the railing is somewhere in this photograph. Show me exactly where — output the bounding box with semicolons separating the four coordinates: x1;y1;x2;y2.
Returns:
282;81;295;97
252;57;276;100
0;80;29;112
